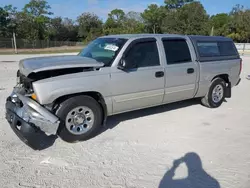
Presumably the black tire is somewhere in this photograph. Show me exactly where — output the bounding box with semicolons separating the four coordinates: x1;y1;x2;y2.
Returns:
56;95;103;143
201;78;226;108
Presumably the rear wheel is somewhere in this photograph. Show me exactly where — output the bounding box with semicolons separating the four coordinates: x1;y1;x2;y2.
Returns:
56;95;103;143
201;78;226;108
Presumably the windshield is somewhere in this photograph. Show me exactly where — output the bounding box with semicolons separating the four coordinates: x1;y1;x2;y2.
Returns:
79;38;128;67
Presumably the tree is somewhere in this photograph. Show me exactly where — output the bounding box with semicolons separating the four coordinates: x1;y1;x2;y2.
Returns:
227;5;250;42
14;11;39;40
104;9;126;34
124;11;145;33
49;17;67;41
104;9;145;34
1;0;250;44
163;2;209;35
165;0;194;9
49;17;78;41
23;0;52;17
22;0;53;40
141;4;166;33
62;18;78;41
0;7;10;37
209;13;231;36
1;5;18;37
77;12;102;41
108;9;125;23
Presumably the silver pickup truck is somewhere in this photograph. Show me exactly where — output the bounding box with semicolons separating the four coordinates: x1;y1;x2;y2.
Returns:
5;34;241;148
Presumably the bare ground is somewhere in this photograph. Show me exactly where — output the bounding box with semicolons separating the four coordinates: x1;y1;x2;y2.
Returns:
0;54;250;188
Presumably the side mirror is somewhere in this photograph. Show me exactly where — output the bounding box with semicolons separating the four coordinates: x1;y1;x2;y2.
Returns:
117;57;137;71
117;58;128;70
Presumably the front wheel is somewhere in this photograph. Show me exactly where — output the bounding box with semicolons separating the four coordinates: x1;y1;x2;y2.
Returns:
56;95;103;143
201;78;226;108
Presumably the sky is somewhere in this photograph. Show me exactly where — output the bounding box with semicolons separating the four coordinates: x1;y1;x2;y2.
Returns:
1;0;250;20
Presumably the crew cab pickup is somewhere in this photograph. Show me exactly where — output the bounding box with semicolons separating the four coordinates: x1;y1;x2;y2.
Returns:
5;34;241;149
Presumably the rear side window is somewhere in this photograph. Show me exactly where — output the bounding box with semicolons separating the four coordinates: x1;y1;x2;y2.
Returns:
162;39;191;64
197;42;220;57
218;41;238;56
197;41;237;57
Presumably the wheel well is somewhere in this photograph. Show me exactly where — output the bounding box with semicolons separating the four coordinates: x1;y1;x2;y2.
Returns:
212;74;229;83
53;92;107;124
212;74;231;98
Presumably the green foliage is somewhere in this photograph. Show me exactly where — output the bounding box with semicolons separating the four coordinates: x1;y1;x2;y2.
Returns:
104;9;126;34
209;13;231;36
15;11;40;40
163;2;209;35
77;12;103;42
0;7;10;37
48;17;78;41
141;4;166;33
124;11;145;34
23;0;52;17
108;9;125;23
17;0;53;40
2;5;18;37
0;0;250;43
227;5;250;42
104;10;144;34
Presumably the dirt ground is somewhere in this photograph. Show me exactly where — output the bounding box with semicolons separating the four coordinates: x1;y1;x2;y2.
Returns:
0;54;250;188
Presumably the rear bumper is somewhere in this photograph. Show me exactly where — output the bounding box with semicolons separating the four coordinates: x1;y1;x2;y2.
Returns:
5;88;60;149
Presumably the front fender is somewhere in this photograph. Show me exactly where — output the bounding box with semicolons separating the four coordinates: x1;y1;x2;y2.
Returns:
33;70;111;105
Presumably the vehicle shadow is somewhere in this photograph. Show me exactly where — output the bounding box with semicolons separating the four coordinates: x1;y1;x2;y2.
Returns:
159;152;220;188
34;99;200;150
102;98;200;133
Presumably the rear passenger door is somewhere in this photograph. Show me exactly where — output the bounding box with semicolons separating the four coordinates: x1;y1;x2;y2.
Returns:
162;38;198;103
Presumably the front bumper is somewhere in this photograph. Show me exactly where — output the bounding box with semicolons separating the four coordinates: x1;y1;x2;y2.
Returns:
5;88;60;149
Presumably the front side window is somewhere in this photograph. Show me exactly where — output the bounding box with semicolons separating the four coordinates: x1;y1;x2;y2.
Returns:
163;39;192;64
125;41;160;68
79;38;127;67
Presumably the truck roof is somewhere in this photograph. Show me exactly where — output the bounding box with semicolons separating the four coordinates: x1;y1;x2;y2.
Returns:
100;34;183;39
188;35;233;42
100;34;233;41
101;33;238;62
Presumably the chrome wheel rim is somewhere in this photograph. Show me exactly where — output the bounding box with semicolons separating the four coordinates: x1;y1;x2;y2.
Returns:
65;106;94;135
212;84;224;103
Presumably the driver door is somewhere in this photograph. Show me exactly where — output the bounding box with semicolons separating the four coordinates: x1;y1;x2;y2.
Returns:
110;38;165;114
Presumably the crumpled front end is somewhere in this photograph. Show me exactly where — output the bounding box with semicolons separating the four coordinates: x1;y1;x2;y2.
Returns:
5;87;60;149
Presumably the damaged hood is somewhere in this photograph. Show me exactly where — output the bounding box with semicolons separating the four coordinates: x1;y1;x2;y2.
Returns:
19;55;104;76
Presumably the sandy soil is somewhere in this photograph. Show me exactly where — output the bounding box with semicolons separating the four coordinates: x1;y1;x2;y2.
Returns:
0;54;249;188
